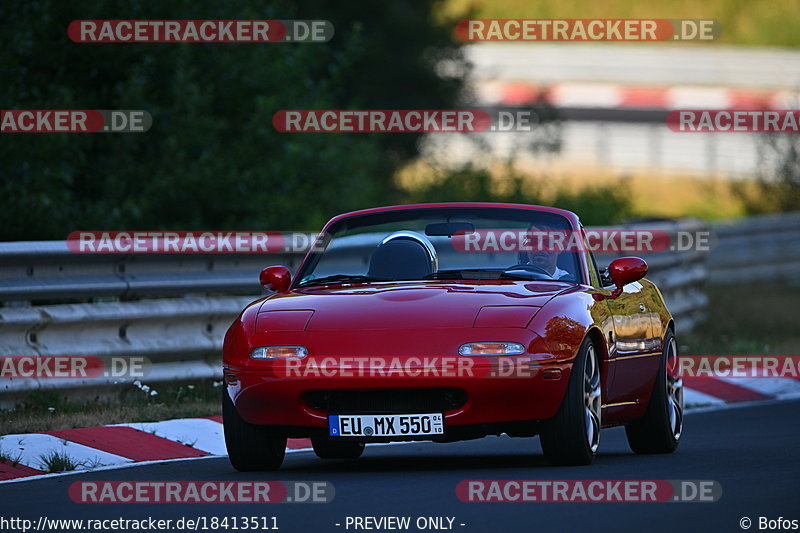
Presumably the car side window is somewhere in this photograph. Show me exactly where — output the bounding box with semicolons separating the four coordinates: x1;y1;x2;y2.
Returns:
582;229;603;288
587;251;603;287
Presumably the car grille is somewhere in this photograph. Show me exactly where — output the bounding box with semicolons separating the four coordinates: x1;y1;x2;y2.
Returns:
304;388;467;414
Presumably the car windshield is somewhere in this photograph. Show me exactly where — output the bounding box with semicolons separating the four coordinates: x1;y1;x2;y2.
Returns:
295;207;582;286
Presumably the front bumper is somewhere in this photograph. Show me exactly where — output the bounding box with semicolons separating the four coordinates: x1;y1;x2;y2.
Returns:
224;356;572;431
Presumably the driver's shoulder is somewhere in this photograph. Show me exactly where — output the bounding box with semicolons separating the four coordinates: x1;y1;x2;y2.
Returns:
554;267;570;279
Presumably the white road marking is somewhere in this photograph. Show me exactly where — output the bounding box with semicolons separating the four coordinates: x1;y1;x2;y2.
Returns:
118;418;226;455
684;387;726;406
0;433;131;471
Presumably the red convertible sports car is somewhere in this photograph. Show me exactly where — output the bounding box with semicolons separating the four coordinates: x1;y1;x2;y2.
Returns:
222;203;683;470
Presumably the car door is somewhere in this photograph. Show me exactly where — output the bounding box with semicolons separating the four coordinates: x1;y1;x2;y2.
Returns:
583;230;659;408
582;244;618;407
603;275;660;405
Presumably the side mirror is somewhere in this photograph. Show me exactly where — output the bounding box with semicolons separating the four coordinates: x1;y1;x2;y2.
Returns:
260;266;291;293
608;257;648;287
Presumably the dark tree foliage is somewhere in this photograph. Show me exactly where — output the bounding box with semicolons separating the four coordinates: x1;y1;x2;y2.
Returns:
735;133;800;214
405;167;633;226
0;0;467;239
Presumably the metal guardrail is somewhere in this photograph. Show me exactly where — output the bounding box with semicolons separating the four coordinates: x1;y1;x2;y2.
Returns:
0;219;715;402
593;218;709;331
0;241;306;301
465;43;800;90
708;212;800;284
0;245;307;404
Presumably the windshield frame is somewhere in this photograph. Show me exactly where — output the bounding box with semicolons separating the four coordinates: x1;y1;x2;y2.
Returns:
291;204;588;289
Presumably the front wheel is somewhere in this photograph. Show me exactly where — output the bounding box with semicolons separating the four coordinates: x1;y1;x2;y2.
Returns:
223;390;287;471
540;336;602;466
625;330;683;454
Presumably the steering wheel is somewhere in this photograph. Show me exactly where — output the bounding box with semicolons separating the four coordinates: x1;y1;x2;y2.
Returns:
502;264;555;280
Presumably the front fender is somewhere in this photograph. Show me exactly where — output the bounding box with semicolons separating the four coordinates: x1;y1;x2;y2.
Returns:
528;285;612;364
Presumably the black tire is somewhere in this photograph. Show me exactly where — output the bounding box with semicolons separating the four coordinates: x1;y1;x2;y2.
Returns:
540;336;602;466
311;438;365;459
625;329;683;454
223;390;286;471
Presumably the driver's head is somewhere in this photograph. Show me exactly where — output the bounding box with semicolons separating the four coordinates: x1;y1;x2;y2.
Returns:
524;223;564;276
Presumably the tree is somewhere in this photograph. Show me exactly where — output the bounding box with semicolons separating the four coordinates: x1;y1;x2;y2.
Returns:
0;0;467;239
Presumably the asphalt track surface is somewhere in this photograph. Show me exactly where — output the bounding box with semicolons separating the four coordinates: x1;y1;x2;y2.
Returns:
2;400;798;533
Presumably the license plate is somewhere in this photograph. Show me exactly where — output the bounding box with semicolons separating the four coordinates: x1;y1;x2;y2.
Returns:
328;413;444;437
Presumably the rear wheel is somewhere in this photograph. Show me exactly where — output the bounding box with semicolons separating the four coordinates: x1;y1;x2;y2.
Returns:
223;390;286;471
625;330;683;454
311;438;365;459
540;336;601;466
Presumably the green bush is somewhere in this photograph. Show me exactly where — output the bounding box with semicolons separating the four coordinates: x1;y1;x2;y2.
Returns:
404;166;633;225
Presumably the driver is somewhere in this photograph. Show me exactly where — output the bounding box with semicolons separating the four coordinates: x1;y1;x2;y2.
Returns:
521;223;571;280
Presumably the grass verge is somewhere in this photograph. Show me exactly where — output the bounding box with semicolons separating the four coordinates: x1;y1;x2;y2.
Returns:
681;283;800;355
38;450;82;473
0;380;223;435
438;0;800;48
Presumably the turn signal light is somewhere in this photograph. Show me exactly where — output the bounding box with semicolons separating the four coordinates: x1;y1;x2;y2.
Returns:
541;368;563;380
250;345;308;360
459;342;525;356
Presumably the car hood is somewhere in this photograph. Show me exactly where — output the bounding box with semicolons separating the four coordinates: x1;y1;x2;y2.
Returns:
256;281;571;331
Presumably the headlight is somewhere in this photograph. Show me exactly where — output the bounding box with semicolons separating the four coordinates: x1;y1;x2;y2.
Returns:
458;342;525;356
250;345;308;360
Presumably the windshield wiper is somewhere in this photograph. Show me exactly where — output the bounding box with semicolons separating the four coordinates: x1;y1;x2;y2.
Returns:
423;269;503;280
297;274;379;287
423;269;463;280
498;271;549;280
